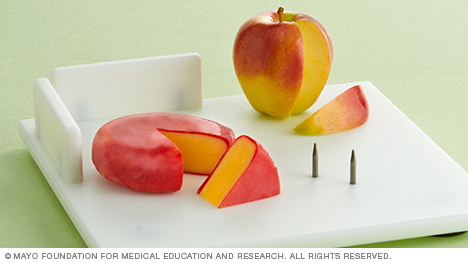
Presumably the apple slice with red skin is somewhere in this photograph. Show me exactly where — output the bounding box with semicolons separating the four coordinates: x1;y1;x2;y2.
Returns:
197;135;280;208
92;112;235;193
293;85;369;135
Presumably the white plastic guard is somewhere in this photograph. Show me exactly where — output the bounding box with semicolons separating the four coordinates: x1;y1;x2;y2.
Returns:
31;53;202;184
33;78;83;183
50;53;202;122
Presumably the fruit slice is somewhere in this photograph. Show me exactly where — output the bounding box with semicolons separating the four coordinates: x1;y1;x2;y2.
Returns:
92;112;235;192
293;85;369;135
291;13;333;115
197;135;280;208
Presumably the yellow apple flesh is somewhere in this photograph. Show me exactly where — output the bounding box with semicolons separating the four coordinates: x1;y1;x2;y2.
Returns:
293;85;369;135
233;7;333;119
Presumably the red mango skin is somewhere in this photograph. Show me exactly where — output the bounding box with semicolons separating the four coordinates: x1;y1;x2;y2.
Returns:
197;135;281;208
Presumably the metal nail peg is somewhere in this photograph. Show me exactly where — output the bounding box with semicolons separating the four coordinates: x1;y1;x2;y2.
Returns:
350;150;356;185
312;143;318;178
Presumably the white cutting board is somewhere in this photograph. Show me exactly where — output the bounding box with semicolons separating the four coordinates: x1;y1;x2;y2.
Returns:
17;55;468;248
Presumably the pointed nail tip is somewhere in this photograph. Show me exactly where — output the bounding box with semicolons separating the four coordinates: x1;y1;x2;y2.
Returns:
350;149;356;184
312;142;318;178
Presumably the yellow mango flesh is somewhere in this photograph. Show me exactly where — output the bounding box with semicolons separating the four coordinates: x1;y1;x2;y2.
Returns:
199;136;255;207
160;131;228;175
292;19;332;115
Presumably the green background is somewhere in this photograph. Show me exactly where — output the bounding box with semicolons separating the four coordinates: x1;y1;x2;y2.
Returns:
2;0;468;247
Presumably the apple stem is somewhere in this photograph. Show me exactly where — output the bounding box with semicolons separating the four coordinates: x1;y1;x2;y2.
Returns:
277;7;284;23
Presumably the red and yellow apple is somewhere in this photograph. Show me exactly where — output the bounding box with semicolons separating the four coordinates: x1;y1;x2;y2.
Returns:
92;112;235;192
293;85;369;135
233;7;333;119
197;135;280;208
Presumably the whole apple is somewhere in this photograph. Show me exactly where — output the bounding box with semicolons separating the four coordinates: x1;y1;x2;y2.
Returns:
233;7;333;119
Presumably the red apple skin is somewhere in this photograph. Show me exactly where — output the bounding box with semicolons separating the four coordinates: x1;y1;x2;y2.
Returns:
293;85;369;135
233;10;304;119
233;8;333;119
197;135;281;208
92;117;183;193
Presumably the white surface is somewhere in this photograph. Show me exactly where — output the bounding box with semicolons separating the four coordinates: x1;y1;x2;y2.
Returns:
50;53;202;122
18;81;468;247
33;78;82;183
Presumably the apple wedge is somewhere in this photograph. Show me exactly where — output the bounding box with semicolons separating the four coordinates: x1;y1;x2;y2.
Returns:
293;85;369;135
197;135;280;208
